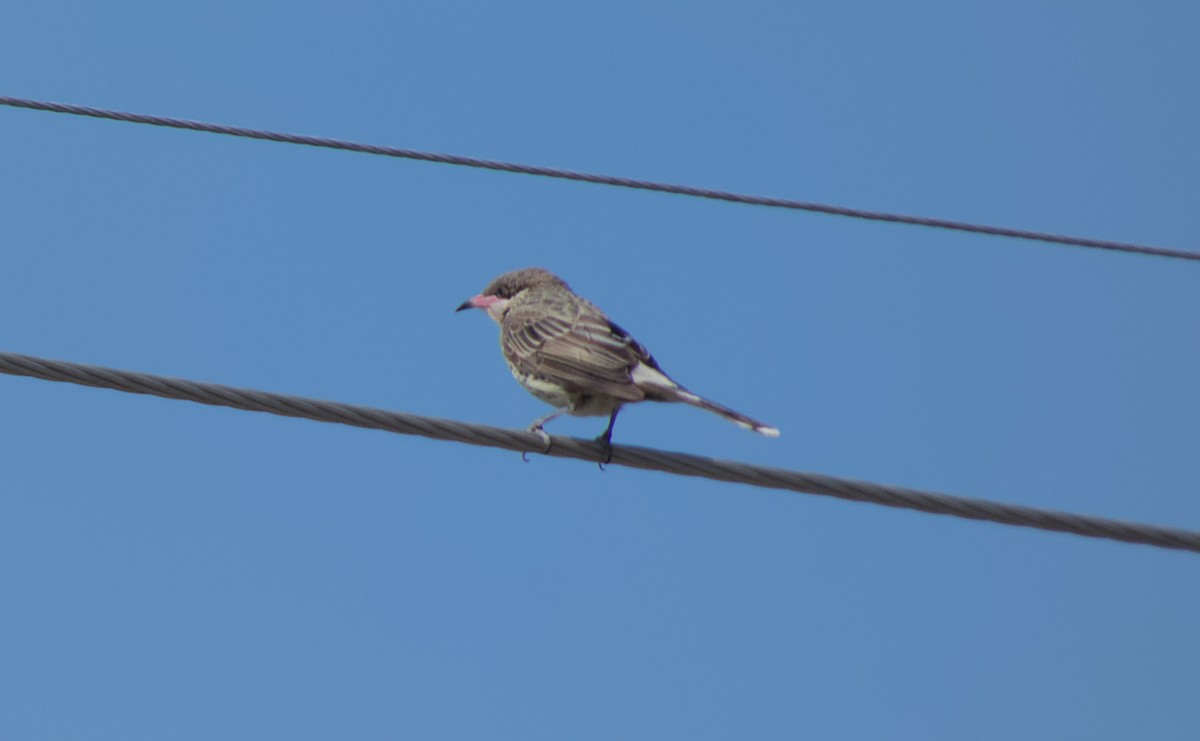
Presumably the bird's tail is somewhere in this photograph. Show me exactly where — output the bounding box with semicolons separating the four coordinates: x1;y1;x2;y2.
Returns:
672;389;780;437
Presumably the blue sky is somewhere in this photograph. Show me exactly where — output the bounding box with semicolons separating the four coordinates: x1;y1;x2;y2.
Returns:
3;2;1199;739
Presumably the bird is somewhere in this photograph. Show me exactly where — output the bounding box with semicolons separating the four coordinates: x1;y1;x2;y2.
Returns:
456;267;778;460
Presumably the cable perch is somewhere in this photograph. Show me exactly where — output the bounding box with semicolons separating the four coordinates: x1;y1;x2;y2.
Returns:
1;350;1197;554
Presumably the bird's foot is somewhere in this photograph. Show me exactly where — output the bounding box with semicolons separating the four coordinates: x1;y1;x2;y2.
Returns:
522;425;553;461
593;433;614;470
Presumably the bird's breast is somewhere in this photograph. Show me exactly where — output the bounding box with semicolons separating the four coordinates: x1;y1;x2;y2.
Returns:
507;363;623;417
508;364;574;407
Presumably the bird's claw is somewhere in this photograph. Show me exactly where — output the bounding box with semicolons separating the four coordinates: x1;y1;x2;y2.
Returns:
523;426;553;462
593;435;614;470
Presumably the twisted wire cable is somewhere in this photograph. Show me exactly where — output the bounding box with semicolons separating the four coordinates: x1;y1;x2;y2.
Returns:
2;351;1196;554
3;95;1196;262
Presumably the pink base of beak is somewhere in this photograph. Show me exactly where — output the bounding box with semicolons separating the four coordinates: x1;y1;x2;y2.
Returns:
456;294;507;319
457;294;493;311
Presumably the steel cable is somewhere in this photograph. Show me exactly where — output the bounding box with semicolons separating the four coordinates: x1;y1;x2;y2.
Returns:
2;350;1197;554
3;95;1197;262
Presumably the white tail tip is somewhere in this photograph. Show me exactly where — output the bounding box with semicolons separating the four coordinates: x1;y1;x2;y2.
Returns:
733;419;781;437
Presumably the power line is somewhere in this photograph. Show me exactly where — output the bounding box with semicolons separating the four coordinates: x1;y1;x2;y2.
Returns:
3;95;1197;263
1;350;1196;554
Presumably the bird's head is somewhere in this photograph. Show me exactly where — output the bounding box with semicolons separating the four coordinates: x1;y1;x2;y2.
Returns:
455;267;568;322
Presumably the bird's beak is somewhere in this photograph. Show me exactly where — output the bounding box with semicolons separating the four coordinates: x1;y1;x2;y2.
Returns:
457;293;509;323
456;294;497;312
453;292;482;309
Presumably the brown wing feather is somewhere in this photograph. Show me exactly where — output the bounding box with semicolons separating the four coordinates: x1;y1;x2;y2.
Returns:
501;293;646;402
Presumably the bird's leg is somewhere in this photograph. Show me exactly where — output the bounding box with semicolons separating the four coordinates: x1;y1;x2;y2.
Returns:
524;406;570;459
594;409;619;468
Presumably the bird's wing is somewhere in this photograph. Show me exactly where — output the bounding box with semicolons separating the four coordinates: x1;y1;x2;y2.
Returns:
502;302;649;401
